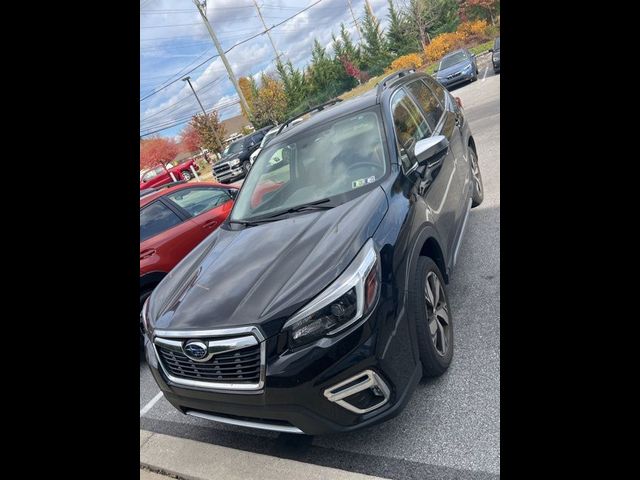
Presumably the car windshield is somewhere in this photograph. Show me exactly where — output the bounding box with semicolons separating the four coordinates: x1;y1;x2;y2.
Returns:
222;140;243;156
230;110;387;222
440;51;468;70
494;37;500;49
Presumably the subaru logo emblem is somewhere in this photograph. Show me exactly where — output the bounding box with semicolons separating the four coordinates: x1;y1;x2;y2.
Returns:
183;340;208;361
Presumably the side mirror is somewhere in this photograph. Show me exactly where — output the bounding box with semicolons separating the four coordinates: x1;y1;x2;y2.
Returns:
489;48;493;53
413;135;449;168
227;189;238;199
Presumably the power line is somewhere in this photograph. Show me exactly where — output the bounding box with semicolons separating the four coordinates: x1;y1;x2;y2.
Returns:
140;101;240;137
140;0;325;108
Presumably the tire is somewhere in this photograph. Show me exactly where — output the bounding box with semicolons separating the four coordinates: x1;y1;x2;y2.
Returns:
140;289;153;343
242;162;251;175
181;170;192;181
469;147;483;207
409;256;453;377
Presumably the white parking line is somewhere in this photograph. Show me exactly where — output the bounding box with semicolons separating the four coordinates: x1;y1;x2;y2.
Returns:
482;66;489;81
140;391;163;417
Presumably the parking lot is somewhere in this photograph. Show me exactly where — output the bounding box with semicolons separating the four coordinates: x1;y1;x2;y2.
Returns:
140;70;500;480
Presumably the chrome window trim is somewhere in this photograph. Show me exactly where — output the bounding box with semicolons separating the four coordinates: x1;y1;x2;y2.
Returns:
185;410;304;434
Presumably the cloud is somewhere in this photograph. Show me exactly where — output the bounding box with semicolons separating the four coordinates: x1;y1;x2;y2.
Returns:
140;0;394;137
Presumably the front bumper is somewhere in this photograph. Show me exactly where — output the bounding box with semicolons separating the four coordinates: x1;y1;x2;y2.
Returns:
438;69;475;88
144;305;420;435
213;166;245;183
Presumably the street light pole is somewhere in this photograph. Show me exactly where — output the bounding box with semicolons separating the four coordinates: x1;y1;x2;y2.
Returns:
182;76;208;115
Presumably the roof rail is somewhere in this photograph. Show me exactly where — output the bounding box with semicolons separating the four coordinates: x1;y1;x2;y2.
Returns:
277;98;343;134
375;68;416;98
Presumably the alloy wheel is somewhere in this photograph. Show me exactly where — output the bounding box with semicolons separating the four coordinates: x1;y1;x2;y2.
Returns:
424;271;450;356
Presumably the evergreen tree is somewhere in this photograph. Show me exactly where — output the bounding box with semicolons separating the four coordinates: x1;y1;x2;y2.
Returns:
386;0;420;56
276;60;309;116
360;4;392;75
339;23;360;64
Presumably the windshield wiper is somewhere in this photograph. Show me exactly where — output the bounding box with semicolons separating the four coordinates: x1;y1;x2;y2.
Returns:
230;199;334;227
262;198;334;219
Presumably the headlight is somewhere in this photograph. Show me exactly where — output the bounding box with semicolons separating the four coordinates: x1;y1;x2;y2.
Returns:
462;64;472;73
283;239;380;349
229;158;240;166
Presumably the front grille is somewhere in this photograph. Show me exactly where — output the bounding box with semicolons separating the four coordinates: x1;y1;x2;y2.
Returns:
448;72;462;79
213;162;232;176
157;343;261;383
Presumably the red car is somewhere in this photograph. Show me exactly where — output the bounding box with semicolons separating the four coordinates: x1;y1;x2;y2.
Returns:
140;159;200;190
140;181;237;320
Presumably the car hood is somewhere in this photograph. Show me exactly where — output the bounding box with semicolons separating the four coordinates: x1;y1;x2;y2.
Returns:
437;60;472;78
219;152;241;163
147;186;389;339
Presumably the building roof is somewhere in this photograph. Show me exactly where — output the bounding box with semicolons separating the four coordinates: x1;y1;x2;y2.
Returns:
221;113;252;137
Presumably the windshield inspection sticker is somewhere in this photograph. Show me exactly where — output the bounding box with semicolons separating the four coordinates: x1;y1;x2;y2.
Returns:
352;176;376;189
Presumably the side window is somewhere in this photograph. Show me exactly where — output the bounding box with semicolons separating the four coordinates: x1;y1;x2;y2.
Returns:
166;188;231;217
390;88;431;169
422;75;447;108
406;79;445;132
140;201;182;241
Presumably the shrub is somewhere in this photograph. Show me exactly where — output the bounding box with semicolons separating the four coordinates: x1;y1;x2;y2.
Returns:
457;19;489;42
424;32;465;62
424;20;490;62
387;53;424;73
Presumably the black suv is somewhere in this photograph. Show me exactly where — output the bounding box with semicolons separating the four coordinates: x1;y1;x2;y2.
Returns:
142;69;483;435
213;127;273;183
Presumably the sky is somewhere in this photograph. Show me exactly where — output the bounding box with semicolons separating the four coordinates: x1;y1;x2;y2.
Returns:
140;0;392;141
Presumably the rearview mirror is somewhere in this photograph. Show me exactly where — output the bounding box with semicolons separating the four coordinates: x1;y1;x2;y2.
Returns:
414;135;449;168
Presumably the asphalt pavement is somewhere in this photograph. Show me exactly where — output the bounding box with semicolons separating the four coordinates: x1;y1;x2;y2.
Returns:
140;69;500;479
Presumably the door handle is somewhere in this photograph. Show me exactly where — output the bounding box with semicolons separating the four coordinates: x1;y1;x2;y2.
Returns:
140;248;156;260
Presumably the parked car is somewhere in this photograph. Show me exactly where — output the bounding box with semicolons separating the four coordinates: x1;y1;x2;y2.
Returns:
140;158;200;190
249;119;305;166
434;48;478;89
213;127;273;183
490;37;500;73
140;181;238;337
142;69;483;435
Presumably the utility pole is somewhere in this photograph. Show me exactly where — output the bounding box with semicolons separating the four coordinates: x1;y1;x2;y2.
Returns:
192;0;253;123
182;76;223;152
364;0;375;17
252;0;280;63
347;0;363;44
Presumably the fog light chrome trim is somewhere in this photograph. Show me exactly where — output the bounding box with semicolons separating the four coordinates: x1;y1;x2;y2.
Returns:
323;369;390;414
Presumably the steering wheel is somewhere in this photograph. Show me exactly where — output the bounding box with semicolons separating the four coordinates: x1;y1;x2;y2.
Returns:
345;161;385;179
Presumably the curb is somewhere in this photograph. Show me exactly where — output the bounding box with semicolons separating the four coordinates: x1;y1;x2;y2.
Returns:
140;430;390;480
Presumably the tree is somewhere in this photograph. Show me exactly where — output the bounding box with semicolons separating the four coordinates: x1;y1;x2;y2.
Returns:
251;73;288;128
387;0;420;56
179;123;202;153
460;0;499;26
308;39;342;99
190;111;226;154
276;60;309;116
339;23;360;65
140;137;180;170
360;4;392;75
238;76;256;119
